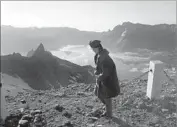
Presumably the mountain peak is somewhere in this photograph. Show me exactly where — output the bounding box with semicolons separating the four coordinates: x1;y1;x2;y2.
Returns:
32;43;47;57
122;21;133;26
36;43;45;52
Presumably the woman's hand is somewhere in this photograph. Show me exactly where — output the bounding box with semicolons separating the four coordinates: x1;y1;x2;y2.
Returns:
94;70;99;75
96;75;102;83
95;75;101;85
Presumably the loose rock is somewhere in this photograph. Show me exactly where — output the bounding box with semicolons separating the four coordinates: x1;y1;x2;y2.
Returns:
54;104;65;112
62;111;72;118
31;110;42;116
18;120;29;127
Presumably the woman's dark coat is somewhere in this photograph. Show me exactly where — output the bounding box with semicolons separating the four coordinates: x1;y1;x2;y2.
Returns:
94;49;120;99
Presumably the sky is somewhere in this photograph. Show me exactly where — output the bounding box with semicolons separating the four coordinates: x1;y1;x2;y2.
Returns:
1;1;176;32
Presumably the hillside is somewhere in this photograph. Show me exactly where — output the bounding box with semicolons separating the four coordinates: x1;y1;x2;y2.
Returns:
1;79;176;127
1;22;176;54
1;44;95;90
0;73;33;120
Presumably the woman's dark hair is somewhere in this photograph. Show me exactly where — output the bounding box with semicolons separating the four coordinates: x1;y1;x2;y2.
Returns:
98;44;103;52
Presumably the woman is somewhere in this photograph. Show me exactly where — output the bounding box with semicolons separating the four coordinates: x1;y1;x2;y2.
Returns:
89;40;120;117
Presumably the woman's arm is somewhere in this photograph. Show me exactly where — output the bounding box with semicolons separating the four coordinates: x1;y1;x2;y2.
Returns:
97;57;113;82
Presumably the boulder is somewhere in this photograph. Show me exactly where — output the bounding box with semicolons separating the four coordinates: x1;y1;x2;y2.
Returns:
18;120;29;127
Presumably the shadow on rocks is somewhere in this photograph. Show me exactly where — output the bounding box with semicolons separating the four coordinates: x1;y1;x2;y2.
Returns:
111;116;132;127
4;112;23;127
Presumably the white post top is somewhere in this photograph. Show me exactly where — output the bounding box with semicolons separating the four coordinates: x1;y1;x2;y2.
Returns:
150;60;163;64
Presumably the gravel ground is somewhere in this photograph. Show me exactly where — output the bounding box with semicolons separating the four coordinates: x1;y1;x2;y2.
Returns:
1;80;177;127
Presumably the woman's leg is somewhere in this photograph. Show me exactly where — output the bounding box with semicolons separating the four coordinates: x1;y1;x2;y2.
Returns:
104;98;112;117
98;93;106;104
96;84;106;105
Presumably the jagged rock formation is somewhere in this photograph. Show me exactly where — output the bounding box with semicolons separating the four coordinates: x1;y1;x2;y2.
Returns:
1;44;95;90
33;43;45;56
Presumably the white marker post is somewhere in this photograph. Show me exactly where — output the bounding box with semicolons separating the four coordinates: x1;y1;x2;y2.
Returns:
0;83;2;120
146;61;165;99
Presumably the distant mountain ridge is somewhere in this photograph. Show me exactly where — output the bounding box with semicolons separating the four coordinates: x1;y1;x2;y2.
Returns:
1;44;95;90
1;22;176;54
108;22;177;52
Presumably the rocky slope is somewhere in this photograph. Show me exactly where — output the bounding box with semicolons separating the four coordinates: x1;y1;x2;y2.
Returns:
1;44;95;90
1;77;176;127
1;22;176;54
0;73;33;120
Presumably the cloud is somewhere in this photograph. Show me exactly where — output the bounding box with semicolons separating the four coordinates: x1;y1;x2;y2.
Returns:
130;68;138;72
52;45;95;66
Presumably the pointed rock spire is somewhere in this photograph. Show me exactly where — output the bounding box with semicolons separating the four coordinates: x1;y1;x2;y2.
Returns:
33;43;45;56
36;43;45;52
